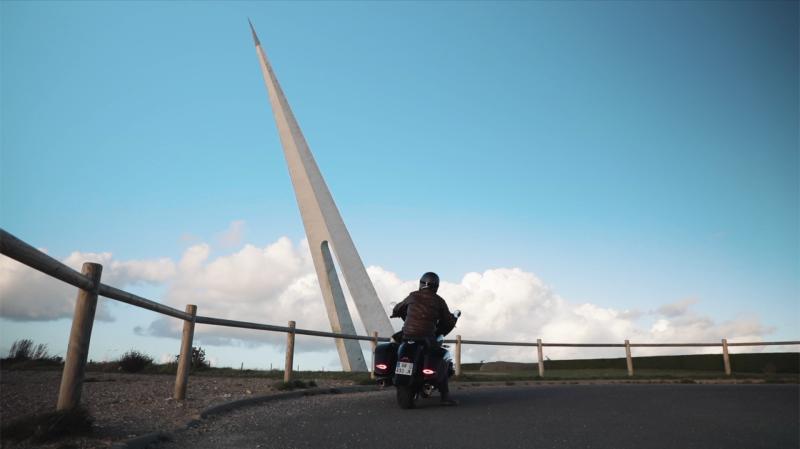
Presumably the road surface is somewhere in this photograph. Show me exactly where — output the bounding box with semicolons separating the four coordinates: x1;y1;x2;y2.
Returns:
156;384;799;449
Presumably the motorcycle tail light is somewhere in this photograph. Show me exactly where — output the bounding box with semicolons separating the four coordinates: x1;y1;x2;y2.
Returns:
422;368;435;375
376;364;388;370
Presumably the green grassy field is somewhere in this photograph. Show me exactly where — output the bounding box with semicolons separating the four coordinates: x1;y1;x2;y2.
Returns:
455;352;799;382
463;352;799;374
457;369;798;383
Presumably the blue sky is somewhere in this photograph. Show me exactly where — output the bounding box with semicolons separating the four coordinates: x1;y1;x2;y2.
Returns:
1;1;797;368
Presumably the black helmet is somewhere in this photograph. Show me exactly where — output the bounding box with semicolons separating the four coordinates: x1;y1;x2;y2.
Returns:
419;272;440;293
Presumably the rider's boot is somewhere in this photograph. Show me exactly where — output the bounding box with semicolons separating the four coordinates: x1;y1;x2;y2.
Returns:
440;392;459;406
439;383;458;406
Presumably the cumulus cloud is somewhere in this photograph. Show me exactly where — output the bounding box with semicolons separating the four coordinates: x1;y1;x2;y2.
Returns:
137;237;335;352
134;236;775;364
656;298;698;318
366;267;773;361
0;250;176;322
2;222;776;364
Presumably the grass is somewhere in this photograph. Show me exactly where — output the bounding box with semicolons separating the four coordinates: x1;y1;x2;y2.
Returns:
4;359;794;385
455;368;799;383
465;352;800;374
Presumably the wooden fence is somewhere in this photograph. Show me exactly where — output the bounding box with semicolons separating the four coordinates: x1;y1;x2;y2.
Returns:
1;228;798;411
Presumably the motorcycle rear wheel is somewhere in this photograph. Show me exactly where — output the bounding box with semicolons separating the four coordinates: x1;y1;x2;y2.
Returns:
396;385;417;409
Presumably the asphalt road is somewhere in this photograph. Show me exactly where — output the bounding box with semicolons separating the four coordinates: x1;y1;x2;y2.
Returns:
157;384;799;449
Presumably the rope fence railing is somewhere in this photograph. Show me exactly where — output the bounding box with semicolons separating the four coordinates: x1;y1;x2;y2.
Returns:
1;228;798;411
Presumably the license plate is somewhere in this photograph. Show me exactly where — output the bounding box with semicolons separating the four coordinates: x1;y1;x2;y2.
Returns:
395;361;413;376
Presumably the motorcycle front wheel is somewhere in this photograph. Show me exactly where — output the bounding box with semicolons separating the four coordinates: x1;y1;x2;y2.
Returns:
396;385;417;409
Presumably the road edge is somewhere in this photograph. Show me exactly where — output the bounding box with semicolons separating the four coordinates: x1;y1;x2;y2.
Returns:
111;385;381;449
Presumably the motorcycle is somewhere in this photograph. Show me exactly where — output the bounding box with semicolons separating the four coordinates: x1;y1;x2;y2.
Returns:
373;310;461;409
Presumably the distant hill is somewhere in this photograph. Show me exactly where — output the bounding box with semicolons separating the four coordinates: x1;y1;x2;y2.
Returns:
464;352;799;374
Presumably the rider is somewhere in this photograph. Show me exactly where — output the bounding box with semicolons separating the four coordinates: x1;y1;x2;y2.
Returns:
391;272;459;406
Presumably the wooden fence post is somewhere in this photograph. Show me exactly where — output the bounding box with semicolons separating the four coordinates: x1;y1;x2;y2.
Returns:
537;338;545;378
173;304;197;400
370;331;378;380
722;338;731;376
284;321;296;382
57;262;102;411
625;339;634;377
454;335;462;376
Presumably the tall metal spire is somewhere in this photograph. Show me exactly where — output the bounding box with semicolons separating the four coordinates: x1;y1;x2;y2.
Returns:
249;21;394;371
248;19;260;46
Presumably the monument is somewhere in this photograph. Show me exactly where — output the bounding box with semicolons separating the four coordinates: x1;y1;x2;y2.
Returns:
249;21;394;371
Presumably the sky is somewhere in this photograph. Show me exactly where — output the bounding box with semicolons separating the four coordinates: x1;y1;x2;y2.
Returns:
1;1;798;370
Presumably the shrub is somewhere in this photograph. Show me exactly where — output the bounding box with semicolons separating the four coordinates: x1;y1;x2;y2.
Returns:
174;346;210;370
8;339;34;360
191;346;210;369
5;339;61;366
31;343;50;360
118;350;153;373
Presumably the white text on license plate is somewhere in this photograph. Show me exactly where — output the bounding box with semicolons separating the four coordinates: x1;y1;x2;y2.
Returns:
395;361;413;376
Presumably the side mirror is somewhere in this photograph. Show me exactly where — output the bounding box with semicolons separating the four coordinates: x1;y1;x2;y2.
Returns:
453;309;461;319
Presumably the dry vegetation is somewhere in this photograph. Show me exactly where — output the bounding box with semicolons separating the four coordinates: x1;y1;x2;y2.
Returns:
0;369;358;449
0;339;361;449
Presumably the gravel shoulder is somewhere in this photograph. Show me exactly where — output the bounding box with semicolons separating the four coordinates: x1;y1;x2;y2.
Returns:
0;369;356;449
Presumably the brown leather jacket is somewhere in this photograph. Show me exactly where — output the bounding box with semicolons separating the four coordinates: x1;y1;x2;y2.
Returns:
391;289;456;338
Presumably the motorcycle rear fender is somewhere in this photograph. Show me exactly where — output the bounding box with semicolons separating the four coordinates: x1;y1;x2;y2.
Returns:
396;340;426;362
393;341;425;386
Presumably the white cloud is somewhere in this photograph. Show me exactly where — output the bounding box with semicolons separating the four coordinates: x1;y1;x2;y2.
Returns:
138;237;333;352
365;267;773;362
0;250;176;322
656;298;698;318
2;225;777;365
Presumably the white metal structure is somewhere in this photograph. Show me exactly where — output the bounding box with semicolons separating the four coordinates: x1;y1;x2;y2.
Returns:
249;22;394;371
